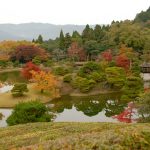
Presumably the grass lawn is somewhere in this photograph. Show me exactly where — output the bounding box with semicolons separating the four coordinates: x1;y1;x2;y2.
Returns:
0;122;150;149
0;84;53;108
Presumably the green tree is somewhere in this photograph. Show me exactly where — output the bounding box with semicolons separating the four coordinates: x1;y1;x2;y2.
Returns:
11;83;29;97
6;101;54;126
36;35;43;44
59;30;65;50
82;24;94;43
84;40;98;60
64;33;72;49
32;56;41;65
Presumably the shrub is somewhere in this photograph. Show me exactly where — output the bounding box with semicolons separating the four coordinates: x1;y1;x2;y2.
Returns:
0;60;8;68
11;83;28;97
43;60;53;67
78;61;101;78
54;66;70;76
121;76;143;101
72;76;96;92
88;72;106;82
13;60;20;67
6;101;54;126
32;56;41;65
105;67;126;89
63;74;72;83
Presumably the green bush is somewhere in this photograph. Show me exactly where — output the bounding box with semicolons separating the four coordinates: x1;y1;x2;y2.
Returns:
43;60;53;67
6;101;54;126
121;76;143;101
13;61;20;67
105;67;126;89
63;74;72;83
0;60;8;68
54;66;71;76
88;72;106;82
11;83;28;97
78;61;101;78
32;56;41;65
72;76;96;92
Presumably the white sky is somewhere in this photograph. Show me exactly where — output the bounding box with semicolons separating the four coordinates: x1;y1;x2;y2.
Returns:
0;0;149;25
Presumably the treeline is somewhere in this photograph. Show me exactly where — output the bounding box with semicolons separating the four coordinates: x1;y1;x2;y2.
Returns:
32;7;150;61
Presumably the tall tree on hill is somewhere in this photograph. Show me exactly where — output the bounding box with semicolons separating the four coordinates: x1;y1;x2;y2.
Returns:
72;31;82;44
36;35;43;44
64;33;72;49
59;29;65;50
82;24;94;43
94;24;103;42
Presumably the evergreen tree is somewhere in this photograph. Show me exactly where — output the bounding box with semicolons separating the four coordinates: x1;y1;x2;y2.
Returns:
64;33;72;49
82;24;94;43
94;24;102;42
36;34;43;44
59;29;65;50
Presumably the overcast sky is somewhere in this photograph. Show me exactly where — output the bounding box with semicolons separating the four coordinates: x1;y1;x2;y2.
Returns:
0;0;149;25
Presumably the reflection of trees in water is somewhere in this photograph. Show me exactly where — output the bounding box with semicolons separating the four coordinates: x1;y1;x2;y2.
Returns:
104;100;126;117
50;93;127;117
0;112;3;120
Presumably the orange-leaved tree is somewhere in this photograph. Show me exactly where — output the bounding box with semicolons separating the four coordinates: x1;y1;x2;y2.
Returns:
31;70;59;97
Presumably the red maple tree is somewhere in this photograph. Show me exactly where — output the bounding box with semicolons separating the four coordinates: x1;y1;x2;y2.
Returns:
116;54;130;70
101;50;112;62
22;61;41;79
67;42;86;61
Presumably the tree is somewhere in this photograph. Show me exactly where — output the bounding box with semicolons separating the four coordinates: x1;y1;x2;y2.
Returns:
12;44;48;63
105;67;126;89
22;61;40;79
59;30;65;50
31;71;59;97
116;54;130;71
6;101;54;126
11;83;28;97
101;50;112;62
67;42;86;61
84;40;98;60
82;24;94;42
64;33;72;49
36;35;43;44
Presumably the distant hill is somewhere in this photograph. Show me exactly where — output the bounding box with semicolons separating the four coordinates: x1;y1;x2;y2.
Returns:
0;23;95;41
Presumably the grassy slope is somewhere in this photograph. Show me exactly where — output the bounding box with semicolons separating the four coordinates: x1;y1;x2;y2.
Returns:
0;122;150;150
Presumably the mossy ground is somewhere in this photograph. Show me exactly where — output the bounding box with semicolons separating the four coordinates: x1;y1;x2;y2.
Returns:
0;122;150;149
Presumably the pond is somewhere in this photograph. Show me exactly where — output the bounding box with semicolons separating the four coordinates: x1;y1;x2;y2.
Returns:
0;93;139;127
0;70;27;83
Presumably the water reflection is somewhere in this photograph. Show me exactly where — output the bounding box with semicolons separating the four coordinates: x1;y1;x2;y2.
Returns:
49;93;128;122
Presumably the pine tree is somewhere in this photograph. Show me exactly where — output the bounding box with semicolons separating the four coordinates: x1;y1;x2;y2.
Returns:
64;33;72;49
59;29;65;50
36;35;43;44
82;24;94;43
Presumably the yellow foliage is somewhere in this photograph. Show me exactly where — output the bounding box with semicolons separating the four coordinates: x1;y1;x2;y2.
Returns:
31;71;59;98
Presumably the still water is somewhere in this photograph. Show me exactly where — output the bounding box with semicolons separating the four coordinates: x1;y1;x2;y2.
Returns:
0;93;130;127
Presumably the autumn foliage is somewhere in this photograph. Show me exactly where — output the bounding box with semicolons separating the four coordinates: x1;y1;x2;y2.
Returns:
116;54;130;70
31;71;59;97
67;42;86;61
101;50;112;62
22;62;40;79
113;102;136;123
12;44;48;63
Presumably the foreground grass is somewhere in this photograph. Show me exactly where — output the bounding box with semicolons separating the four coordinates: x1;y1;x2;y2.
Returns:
0;84;52;108
0;122;150;149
